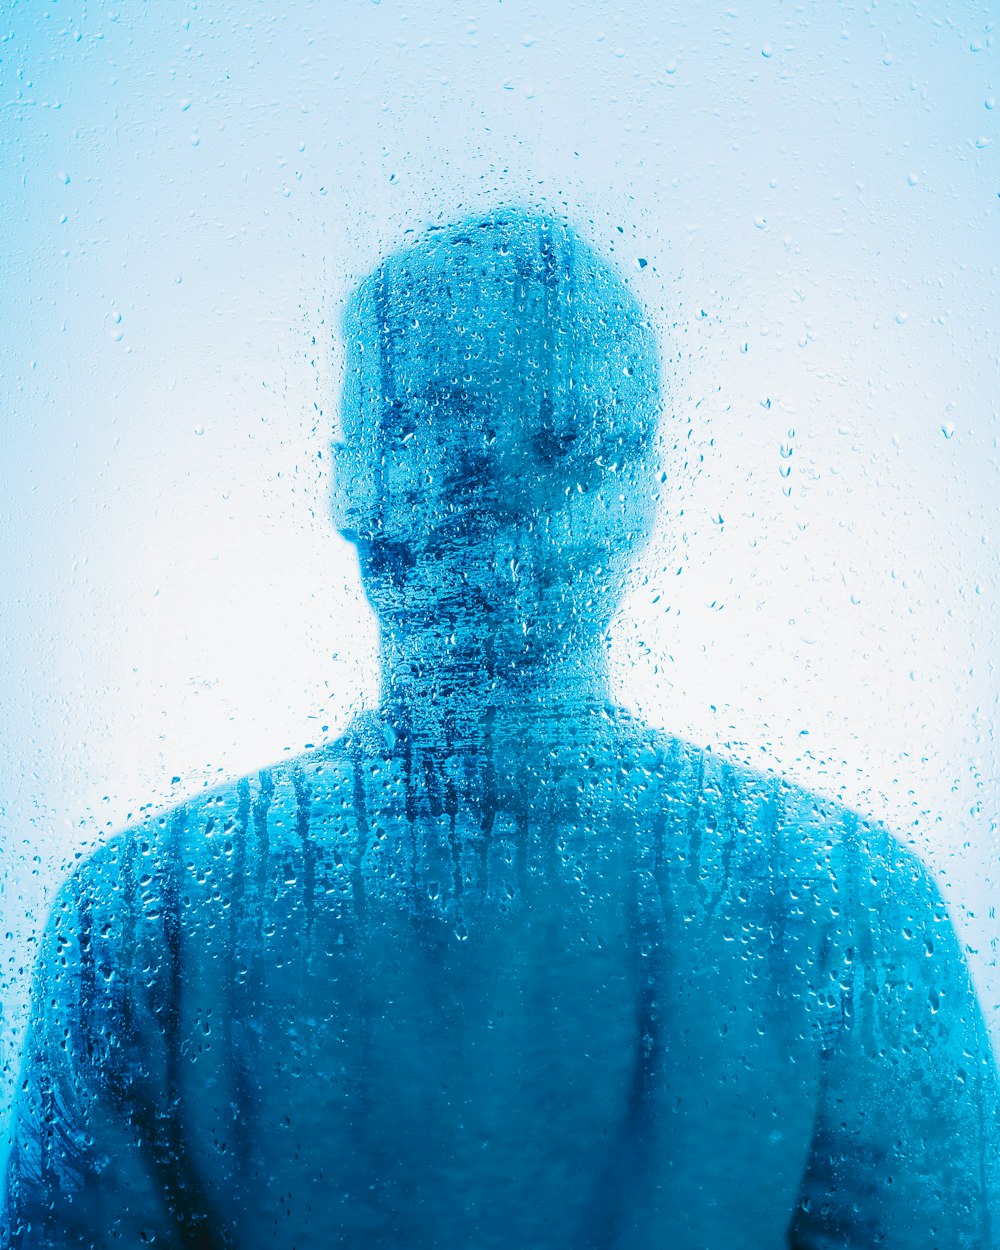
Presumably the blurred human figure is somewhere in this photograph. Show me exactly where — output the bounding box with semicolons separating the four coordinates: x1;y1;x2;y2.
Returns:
3;210;997;1248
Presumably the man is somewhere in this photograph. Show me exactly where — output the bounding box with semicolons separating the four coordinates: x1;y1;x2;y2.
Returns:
3;209;997;1247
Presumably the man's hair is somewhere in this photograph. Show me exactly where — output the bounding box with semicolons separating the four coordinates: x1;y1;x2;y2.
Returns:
340;206;661;472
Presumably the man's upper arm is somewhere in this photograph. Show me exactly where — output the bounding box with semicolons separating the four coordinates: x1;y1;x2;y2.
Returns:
791;825;999;1249
2;849;174;1249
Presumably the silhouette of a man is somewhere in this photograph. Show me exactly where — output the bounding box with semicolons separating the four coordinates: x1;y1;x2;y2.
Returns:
3;210;998;1248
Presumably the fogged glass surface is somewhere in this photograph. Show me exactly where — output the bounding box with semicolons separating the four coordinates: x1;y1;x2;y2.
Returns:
1;5;998;1248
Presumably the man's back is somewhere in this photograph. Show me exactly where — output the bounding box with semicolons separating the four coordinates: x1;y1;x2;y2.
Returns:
4;708;996;1247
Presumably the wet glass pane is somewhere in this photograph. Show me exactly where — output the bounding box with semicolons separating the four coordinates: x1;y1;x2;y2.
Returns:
1;3;997;1246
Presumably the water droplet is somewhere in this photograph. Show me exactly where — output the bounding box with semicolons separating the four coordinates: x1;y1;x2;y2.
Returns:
753;215;767;229
907;172;919;186
194;424;205;436
58;170;70;185
895;310;908;324
761;43;773;58
941;421;955;440
179;98;192;111
189;133;200;147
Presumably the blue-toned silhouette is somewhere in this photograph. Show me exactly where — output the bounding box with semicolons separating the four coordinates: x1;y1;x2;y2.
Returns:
3;210;998;1248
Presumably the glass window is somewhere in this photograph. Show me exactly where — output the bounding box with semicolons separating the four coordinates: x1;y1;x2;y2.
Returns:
2;4;996;1245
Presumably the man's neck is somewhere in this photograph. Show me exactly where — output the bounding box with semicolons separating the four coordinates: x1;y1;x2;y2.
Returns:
375;622;613;749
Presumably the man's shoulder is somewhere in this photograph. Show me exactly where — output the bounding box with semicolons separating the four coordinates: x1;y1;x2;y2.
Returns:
61;716;937;921
621;721;931;893
65;733;365;912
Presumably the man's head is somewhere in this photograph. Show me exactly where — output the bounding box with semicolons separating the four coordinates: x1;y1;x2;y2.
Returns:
334;208;663;660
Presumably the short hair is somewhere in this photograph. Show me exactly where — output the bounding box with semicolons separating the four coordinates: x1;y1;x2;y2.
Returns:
340;207;661;474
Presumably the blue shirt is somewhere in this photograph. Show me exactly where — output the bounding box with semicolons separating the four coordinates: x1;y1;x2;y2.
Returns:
3;712;997;1247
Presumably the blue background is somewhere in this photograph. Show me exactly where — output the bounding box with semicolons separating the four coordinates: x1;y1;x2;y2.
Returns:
1;0;997;1165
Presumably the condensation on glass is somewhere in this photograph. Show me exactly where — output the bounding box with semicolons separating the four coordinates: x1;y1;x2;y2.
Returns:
2;210;997;1248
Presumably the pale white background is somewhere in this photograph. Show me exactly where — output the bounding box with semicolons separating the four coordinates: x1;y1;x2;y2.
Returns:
1;0;997;1164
